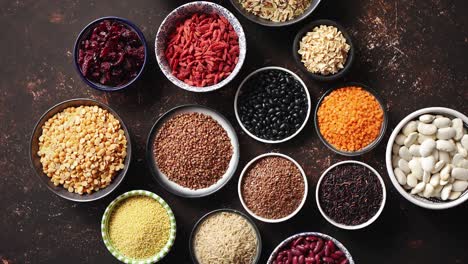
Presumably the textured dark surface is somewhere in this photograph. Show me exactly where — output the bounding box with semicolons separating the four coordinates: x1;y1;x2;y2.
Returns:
0;0;467;263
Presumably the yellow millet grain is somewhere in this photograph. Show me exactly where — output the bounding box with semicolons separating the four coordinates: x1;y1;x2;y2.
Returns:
109;196;171;259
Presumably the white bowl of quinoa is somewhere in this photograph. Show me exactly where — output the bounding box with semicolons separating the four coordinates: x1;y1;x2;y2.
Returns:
230;0;322;26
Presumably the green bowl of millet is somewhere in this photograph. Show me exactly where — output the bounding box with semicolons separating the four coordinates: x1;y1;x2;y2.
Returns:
101;190;177;263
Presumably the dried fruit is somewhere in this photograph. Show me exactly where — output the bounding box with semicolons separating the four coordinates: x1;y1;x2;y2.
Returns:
77;20;145;87
165;13;239;87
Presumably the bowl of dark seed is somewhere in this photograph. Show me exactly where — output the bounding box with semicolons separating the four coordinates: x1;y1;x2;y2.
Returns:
316;160;386;230
234;66;311;144
238;153;308;223
146;105;240;198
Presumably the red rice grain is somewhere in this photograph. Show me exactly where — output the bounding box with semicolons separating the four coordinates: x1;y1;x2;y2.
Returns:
165;13;240;87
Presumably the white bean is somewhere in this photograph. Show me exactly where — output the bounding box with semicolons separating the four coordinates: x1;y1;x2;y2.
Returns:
433;184;443;195
423;171;431;183
461;135;468;149
441;184;452;200
392;143;400;154
460;159;468;169
409;159;423;180
452;154;465;168
431;160;445;173
452;180;468;192
436;127;456;140
402;121;418;136
436;140;456;152
439;151;450;164
452;118;464;140
429;173;440;187
398;159;411;174
423;184;434;198
421;156;435;172
452;168;468;181
417;134;436;144
456;143;467;157
395;134;406;145
394;168;407;185
440;164;452;181
433;117;451;128
404;132;418;147
419;114;435;123
449;191;462;200
440;179;449;186
417;122;437;135
411;182;426;194
392;155;399;167
419;139;436;157
432;149;439;161
409;145;421;157
399;146;412;161
407;173;418;187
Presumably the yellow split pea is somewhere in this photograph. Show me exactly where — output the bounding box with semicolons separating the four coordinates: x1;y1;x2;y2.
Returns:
109;196;171;259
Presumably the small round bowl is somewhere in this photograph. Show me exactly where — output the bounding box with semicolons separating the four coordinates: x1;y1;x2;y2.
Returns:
230;0;322;27
234;66;311;144
386;107;468;210
314;83;387;156
189;208;262;264
29;98;132;202
146;104;240;198
267;232;354;264
155;1;246;92
238;153;308;223
101;190;176;263
293;19;354;81
315;160;387;230
73;16;148;91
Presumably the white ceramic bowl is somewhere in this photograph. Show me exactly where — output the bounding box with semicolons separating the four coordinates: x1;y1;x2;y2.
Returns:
316;160;387;230
155;1;246;92
238;153;308;223
386;107;468;209
234;66;311;144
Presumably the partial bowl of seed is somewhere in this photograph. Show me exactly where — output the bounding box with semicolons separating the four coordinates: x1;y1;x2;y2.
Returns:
316;160;386;230
101;190;177;263
267;232;354;264
386;107;468;210
30;98;131;202
189;209;262;264
238;153;308;223
314;83;387;156
293;19;354;81
234;66;311;144
146;104;240;198
230;0;322;27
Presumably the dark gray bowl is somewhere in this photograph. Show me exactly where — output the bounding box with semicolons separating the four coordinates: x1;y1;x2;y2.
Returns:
293;19;354;81
30;98;132;202
230;0;322;27
314;83;388;156
189;209;262;264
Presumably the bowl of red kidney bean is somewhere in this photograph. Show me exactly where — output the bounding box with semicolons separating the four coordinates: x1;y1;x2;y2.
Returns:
267;232;354;264
73;16;147;91
155;1;246;92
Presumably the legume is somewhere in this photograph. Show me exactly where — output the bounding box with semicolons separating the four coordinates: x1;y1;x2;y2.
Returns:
237;69;308;141
238;0;312;23
37;105;127;194
319;164;383;226
193;211;258;264
153;112;233;189
317;86;384;152
109;196;171;259
241;156;305;219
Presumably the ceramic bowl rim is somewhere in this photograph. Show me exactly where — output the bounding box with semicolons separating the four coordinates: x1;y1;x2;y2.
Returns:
234;66;311;144
238;152;308;223
73;16;148;91
315;160;387;230
385;107;468;209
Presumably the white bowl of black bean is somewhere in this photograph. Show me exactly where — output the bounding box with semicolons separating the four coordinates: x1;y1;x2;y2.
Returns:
234;66;311;144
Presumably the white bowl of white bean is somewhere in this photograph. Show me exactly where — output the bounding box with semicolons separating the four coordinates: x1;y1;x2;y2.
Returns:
386;107;468;209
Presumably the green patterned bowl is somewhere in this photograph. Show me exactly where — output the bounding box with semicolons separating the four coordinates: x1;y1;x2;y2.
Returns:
101;190;177;263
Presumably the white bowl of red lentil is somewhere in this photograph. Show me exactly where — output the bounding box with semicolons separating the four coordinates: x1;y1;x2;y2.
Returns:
146;104;240;198
238;152;308;223
101;190;177;263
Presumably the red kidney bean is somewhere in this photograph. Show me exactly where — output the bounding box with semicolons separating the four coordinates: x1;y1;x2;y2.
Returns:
308;250;315;258
331;250;344;259
306;236;319;242
293;256;298;264
339;259;349;264
314;254;321;264
292;248;302;256
313;238;324;253
288;251;293;262
305;257;314;264
296;245;307;253
298;255;305;264
327;240;336;252
324;244;331;256
293;237;304;247
322;257;334;263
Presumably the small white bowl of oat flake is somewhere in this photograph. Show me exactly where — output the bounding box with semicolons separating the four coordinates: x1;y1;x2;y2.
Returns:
386;107;468;209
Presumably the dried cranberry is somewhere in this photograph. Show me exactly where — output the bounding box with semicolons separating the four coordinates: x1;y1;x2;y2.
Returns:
77;19;145;87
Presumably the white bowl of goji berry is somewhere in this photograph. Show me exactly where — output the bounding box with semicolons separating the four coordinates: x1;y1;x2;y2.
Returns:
155;1;247;92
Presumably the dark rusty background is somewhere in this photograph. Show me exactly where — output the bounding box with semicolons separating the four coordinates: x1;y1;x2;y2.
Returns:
1;0;467;263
